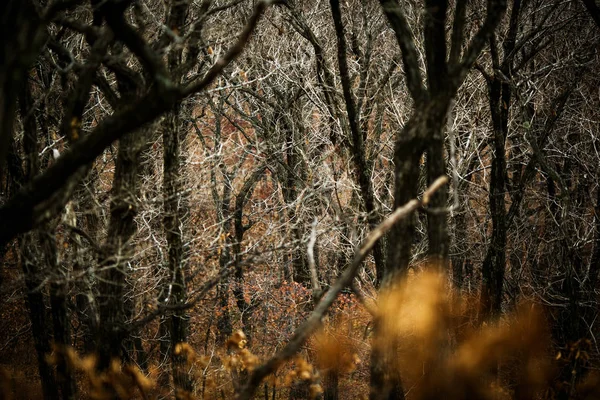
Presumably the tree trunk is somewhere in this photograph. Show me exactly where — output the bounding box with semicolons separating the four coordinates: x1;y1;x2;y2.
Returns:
385;118;425;280
72;171;100;353
163;103;192;392
96;128;143;370
281;121;309;285
233;168;264;344
20;234;59;400
15;77;60;400
480;74;509;320
43;227;76;400
323;370;339;400
478;0;523;322
426;124;449;268
162;1;192;392
451;157;476;289
329;0;384;285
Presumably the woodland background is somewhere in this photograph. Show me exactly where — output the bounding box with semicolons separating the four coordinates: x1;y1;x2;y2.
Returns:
1;0;600;398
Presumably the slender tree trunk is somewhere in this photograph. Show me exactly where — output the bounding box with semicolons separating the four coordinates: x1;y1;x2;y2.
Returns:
216;183;234;346
322;370;339;400
163;102;192;391
214;249;234;378
281;121;309;285
216;277;233;346
426;114;450;268
20;234;59;400
43;227;76;400
0;0;45;174
232;168;264;344
15;76;61;400
329;0;384;285
480;75;509;320
161;1;192;392
451;158;476;289
545;163;586;399
96;128;144;370
24;61;77;399
478;0;522;322
72;172;100;352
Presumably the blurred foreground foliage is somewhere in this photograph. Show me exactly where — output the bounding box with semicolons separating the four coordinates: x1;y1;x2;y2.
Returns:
2;271;599;399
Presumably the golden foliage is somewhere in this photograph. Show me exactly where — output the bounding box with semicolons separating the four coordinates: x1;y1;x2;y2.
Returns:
44;345;156;399
311;324;360;374
373;269;556;399
3;272;600;399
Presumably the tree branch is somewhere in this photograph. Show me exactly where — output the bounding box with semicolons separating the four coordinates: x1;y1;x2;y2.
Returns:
449;0;468;67
0;0;274;247
454;0;507;88
581;0;600;29
424;0;449;95
236;176;449;400
378;0;426;102
182;0;274;97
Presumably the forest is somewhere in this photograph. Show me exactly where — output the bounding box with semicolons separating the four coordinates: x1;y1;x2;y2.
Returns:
1;0;600;398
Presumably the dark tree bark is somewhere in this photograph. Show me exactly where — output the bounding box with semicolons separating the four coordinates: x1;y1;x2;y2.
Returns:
96;126;145;369
451;157;477;289
19;234;59;400
330;0;386;286
478;0;521;321
479;68;509;319
323;369;339;400
161;0;193;392
545;161;587;399
372;0;507;397
281;119;309;285
581;0;600;28
72;172;101;353
233;167;265;343
0;0;46;176
12;80;59;400
46;232;75;400
20;65;78;400
476;0;585;320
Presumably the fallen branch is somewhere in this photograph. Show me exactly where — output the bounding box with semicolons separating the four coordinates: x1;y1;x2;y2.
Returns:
237;176;449;400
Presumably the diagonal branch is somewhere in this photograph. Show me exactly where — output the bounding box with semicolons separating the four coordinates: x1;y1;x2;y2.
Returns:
581;0;600;29
182;0;275;97
236;176;449;400
449;0;468;67
103;10;171;86
378;0;426;102
453;0;507;88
